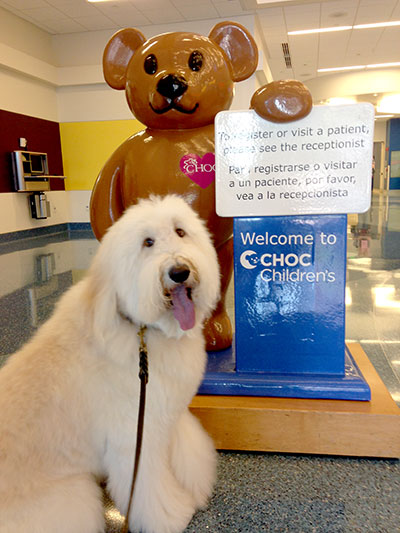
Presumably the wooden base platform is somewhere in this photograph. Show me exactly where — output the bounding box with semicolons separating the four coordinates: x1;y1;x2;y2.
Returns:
190;343;400;458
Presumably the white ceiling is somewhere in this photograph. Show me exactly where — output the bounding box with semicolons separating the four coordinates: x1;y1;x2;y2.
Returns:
0;0;399;84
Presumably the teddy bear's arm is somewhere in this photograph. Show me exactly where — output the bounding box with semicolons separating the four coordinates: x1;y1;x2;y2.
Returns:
251;80;313;122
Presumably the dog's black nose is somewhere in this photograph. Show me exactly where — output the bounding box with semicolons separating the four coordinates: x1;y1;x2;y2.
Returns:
157;74;188;100
169;265;190;283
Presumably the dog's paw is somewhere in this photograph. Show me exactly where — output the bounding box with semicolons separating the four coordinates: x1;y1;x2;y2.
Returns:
133;487;195;533
182;445;216;511
190;461;216;510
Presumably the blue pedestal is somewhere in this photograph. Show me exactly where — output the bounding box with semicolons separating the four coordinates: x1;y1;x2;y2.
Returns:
200;215;371;401
199;341;370;400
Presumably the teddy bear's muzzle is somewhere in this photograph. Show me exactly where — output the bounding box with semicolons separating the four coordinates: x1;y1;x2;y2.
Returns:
150;75;199;115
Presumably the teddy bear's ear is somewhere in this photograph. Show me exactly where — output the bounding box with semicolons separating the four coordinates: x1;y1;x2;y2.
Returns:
209;22;258;82
103;28;146;90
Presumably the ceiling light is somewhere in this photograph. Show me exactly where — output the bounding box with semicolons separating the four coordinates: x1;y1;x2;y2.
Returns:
256;0;293;4
288;26;351;36
318;62;400;73
354;21;400;29
318;65;365;73
289;20;400;36
367;62;400;69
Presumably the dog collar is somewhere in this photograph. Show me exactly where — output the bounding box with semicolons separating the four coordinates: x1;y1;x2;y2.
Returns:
117;305;135;326
116;304;148;379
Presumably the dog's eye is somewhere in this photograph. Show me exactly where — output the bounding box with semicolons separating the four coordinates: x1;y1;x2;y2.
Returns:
176;228;185;238
143;237;155;247
188;51;203;71
144;54;157;75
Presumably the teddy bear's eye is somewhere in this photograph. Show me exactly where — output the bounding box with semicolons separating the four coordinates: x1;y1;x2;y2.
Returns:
176;228;186;238
144;54;158;75
188;51;203;71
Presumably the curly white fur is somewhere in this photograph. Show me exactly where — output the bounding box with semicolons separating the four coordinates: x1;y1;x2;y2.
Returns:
0;195;220;533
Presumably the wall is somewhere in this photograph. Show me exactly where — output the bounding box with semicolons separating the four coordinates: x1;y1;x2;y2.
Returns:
0;110;64;193
0;191;70;234
60;118;143;190
0;7;69;234
0;7;55;63
0;108;68;234
305;69;400;104
0;11;259;234
374;120;387;144
0;7;58;121
0;68;59;123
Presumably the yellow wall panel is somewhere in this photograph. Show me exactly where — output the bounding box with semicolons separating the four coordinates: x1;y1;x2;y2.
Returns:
60;119;143;190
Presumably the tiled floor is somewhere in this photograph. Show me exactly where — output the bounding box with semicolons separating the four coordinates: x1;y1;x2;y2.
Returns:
0;191;399;532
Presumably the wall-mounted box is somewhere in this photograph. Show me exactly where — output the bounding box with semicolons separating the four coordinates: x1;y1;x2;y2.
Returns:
11;151;65;192
29;191;51;220
11;151;50;192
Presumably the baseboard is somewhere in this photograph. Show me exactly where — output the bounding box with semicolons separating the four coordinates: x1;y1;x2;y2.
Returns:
0;223;94;244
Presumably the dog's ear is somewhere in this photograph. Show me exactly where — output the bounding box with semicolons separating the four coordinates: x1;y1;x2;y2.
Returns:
103;28;146;90
208;22;258;82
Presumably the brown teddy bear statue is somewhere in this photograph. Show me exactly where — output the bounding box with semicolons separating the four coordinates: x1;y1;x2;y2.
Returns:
90;21;312;351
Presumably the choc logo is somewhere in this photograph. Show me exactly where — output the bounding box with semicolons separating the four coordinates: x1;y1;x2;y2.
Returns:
240;250;312;270
180;153;216;189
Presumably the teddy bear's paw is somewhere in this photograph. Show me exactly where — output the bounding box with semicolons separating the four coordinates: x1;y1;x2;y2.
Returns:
250;80;312;123
204;310;232;351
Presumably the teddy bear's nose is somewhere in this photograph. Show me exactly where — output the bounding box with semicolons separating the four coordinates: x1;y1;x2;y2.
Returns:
157;74;188;100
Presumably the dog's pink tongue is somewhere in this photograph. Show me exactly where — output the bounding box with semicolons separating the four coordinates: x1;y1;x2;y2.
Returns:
171;285;195;330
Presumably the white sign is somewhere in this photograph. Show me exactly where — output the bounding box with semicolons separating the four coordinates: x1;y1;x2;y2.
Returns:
215;104;375;217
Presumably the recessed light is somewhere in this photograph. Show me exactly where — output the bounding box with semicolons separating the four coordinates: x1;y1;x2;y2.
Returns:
367;62;400;69
288;26;351;35
318;62;400;73
354;21;400;29
289;19;400;35
318;65;365;73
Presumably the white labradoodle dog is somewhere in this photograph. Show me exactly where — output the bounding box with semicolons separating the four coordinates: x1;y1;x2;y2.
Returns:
0;195;220;533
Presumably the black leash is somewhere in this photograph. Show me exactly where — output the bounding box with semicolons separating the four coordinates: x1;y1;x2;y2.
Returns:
121;325;149;533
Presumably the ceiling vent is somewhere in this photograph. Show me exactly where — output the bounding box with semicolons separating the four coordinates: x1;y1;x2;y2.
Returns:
281;42;292;68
